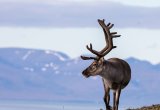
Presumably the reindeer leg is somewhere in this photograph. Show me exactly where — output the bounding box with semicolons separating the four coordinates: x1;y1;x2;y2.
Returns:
116;88;121;110
113;88;121;110
104;88;111;110
102;79;111;110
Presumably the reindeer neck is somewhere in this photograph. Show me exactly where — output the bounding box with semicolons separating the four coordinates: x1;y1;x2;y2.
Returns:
99;60;111;78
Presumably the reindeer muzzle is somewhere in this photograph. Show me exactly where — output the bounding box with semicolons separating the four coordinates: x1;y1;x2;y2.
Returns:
82;70;90;78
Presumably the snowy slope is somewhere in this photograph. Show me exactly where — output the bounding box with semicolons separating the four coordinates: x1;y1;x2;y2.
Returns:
0;48;159;107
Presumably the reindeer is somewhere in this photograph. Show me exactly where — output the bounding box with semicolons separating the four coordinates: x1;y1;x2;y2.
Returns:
81;19;131;110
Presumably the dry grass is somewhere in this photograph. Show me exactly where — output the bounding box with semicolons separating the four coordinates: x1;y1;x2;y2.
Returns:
127;104;160;110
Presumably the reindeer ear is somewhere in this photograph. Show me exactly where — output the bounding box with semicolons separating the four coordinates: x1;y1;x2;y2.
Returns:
98;57;104;65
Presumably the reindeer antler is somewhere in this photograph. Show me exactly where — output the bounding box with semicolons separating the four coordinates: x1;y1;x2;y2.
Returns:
81;19;120;60
80;56;97;60
98;19;121;56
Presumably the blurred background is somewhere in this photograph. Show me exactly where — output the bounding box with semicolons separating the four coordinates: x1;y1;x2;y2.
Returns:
0;0;160;109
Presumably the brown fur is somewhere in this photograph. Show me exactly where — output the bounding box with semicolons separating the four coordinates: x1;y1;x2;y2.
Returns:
82;58;131;110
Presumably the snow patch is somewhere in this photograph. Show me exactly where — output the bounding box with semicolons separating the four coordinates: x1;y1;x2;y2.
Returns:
45;50;54;54
44;62;59;70
41;67;47;72
22;50;34;60
44;64;50;67
54;52;66;61
45;50;67;61
24;67;34;72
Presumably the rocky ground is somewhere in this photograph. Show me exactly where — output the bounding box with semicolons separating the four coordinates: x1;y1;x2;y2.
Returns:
127;104;160;110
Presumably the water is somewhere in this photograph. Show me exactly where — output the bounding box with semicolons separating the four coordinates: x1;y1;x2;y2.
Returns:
0;100;105;110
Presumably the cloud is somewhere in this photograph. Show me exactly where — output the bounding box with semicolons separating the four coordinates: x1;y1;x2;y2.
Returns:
0;1;160;28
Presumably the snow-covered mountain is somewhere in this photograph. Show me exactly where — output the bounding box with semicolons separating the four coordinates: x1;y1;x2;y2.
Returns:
0;48;159;107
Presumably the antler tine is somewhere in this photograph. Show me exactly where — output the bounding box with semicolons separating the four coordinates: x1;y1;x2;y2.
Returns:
86;43;102;57
81;55;97;60
111;32;121;38
108;24;114;29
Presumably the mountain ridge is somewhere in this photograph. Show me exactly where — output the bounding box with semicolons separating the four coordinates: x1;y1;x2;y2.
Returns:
0;47;159;108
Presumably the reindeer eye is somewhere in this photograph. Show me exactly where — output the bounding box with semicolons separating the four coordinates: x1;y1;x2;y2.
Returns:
91;64;97;69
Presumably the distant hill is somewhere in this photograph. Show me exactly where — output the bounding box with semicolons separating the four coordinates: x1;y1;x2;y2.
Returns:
127;104;160;110
0;48;159;108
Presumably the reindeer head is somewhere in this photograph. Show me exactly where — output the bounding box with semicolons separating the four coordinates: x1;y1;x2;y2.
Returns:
82;57;104;78
81;19;121;78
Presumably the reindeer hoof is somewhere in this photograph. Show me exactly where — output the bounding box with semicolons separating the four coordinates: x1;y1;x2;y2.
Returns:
107;105;112;110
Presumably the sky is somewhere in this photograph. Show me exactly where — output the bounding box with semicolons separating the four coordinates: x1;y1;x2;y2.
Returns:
0;0;160;64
